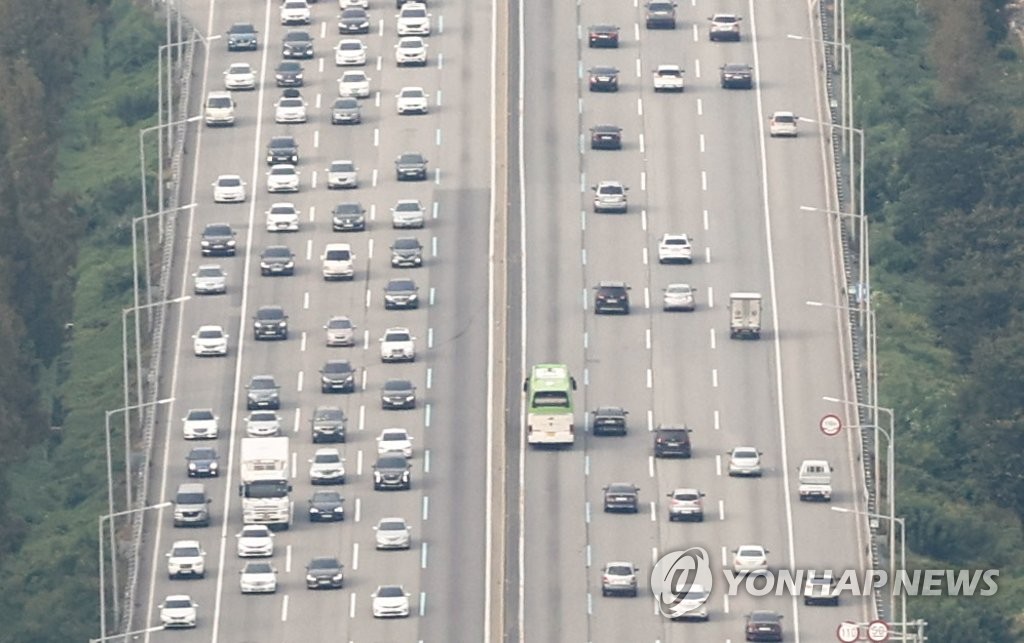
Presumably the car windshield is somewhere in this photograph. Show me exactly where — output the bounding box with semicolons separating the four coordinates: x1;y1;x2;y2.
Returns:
208;96;232;107
250;412;276;421
270;137;296;148
398;154;423;164
382;431;406;441
327;318;352;329
165;598;192;609
269;205;295;214
246;562;274;573
277;62;301;72
279;98;303;108
735;449;757;459
607;565;633;576
240;527;269;538
330;162;355;172
263;247;291;258
270;167;295;176
340;41;362;50
384;380;412;391
187;410;214;421
325;249;351;260
714;15;739;22
386;331;411;341
310;558;340;569
314;452;340;463
664;238;687;245
313;491;341;503
173;546;201;557
380;520;406;530
739;548;763;557
378;586;404;597
334;98;358;108
675;492;699;501
251;378;276;389
775;115;795;123
228;64;251;73
608;484;635;493
402;7;426;17
341;72;366;82
395;202;422;213
324;361;351;373
601;185;623;195
285;32;310;41
388;280;416;290
230;24;255;33
341;8;366;17
667;285;691;294
198;329;222;338
176;493;204;504
189;447;216;459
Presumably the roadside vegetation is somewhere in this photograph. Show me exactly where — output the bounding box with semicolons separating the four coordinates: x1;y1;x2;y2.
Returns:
850;0;1024;638
0;0;162;640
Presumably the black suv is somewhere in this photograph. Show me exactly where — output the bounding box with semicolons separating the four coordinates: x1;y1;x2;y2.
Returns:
185;447;219;478
331;202;366;231
594;281;631;314
305;557;345;588
267;136;299;165
246;375;280;410
307;491;345;522
591;406;628;436
588;66;619;92
312;405;347;442
381;378;416;410
390;237;424;268
274;61;304;87
226;23;258;51
645;1;677;29
395;152;428;181
720;63;753;89
200;223;237;256
253;305;289;340
654;425;692;458
259;245;295;276
590;125;623;150
373;455;411;490
320;360;356;393
282;31;313;59
745;610;783;641
603;482;640;512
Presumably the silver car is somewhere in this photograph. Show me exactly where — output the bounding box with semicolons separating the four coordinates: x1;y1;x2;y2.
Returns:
727;446;763;476
326;160;359;189
391;199;425;228
663;283;696;311
324;316;357;346
245;411;282;437
239;561;278;594
192;264;227;295
374;517;412;549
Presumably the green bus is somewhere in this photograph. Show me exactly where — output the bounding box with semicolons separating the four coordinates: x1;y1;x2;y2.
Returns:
524;363;577;445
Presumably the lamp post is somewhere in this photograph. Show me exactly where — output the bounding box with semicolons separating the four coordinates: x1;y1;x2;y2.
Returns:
131;203;197;338
90;623;166;643
786;33;854;163
802;208;871;348
833;506;907;640
98;502;171;640
138;115;202;247
156;31;220;173
806;297;877;411
796;117;865;223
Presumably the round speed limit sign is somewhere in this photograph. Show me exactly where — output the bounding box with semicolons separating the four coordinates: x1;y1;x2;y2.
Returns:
867;620;891;642
820;414;842;437
836;621;859;642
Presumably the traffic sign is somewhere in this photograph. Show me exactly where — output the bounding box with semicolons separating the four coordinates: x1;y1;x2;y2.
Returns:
867;620;891;641
820;413;842;437
836;621;860;642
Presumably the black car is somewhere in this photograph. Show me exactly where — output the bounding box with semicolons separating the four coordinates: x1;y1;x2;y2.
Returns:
588;24;620;48
267;135;299;165
594;281;631;314
200;223;237;256
381;378;416;410
654;425;692;458
226;23;259;51
395;152;428;181
338;7;370;34
383;278;420;309
591;406;628;436
745;611;783;641
603;482;640;512
720;63;754;89
312;405;347;443
259;245;295;276
307;491;345;522
588;66;619;92
305;557;345;588
331;202;366;231
274;61;304;87
590;125;623;150
373;455;411;490
390;237;424;268
330;97;362;125
645;1;677;29
320;360;356;393
186;447;219;477
282;30;314;59
253;305;289;340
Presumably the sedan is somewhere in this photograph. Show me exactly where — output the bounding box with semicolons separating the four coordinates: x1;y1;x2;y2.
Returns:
274;61;304;87
338;70;371;97
192;264;227;295
259;245;296;276
379;327;416;362
391;199;425;228
720;62;754;89
182;408;219;440
320;359;356;392
381;378;417;410
308;490;346;522
280;0;310;24
395;36;428;66
239;561;277;594
374;517;412;549
281;30;314;58
324;316;356;346
390;236;423;267
733;545;770;574
652;64;685;91
245;410;282;437
588;24;620;48
236;525;274;557
338;7;371;34
372;585;411;618
223;62;256;90
212;174;246;203
603;482;640;513
274;96;307;123
727;446;763;476
383;278;419;309
185;447;219;478
657;233;693;263
331;202;366;231
746;610;784;641
396;3;431;36
663;283;696;311
192;325;228;356
335;38;367;66
590;124;622;150
159;595;197;629
266;165;300;193
309;448;346;484
395;152;428;181
330;97;362;124
395;86;429;114
326;160;359;189
769;111;798;137
588;66;619;91
265;202;300;231
306;557;345;589
376;428;414;458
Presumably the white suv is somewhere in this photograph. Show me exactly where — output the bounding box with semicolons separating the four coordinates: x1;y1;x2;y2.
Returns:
657;233;693;263
396;2;431;35
322;243;356;281
204;91;236;126
593;181;628;213
379;327;416;362
166;540;206;579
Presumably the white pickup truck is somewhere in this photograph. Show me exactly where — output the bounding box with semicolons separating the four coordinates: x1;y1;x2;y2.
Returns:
797;459;833;501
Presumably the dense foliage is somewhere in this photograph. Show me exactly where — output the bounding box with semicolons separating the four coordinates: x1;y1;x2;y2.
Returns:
851;0;1024;638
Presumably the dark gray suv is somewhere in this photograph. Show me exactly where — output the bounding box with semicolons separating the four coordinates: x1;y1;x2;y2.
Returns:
246;375;281;410
312;406;347;442
253;305;289;340
591;406;628;436
395;152;428;181
373;455;411;490
390;237;424;268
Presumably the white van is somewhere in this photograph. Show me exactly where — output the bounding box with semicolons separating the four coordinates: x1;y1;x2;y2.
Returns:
204;91;236;126
321;243;356;281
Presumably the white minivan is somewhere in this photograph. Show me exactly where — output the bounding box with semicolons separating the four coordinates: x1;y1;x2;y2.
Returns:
322;243;356;281
204;91;236;126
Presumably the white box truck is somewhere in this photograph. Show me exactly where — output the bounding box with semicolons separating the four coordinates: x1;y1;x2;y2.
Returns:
797;459;833;501
239;437;293;529
728;292;762;339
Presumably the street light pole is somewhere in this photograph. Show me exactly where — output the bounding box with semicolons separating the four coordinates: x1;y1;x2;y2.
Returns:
98;502;171;640
131;203;197;333
138;115;202;251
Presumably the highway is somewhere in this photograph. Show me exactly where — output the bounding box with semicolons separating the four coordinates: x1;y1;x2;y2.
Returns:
134;0;494;640
520;0;872;641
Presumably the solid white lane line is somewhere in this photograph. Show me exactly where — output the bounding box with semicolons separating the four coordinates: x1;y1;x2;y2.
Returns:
352;542;360;570
296;371;304;392
354;497;361;522
714;410;720;430
716;454;723;476
421;542;428;568
281;595;288;621
300;331;307;352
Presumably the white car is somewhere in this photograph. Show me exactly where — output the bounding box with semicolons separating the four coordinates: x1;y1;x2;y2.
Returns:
245;410;282;437
593;180;628;213
709;13;742;41
192;325;228;356
658;233;693;263
663;283;696;311
372;585;411;618
727;446;763;476
601;562;639;597
379;327;416;362
769;111;798;137
321;243;356;280
391;199;425;228
335;39;367;66
236;525;274;557
339;0;368;7
240;561;278;593
182;408;219;440
192;264;227;295
159;595;197;629
732;544;769;574
265;202;301;231
652;64;685;92
396;86;428;114
395;36;428;66
166;540;206;579
326;160;359;189
309;447;346;484
673;583;710;620
266;164;300;193
223;62;256;90
280;0;311;25
338;70;371;97
396;3;431;36
212;174;246;203
274;96;308;123
374;517;412;549
376;428;414;457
